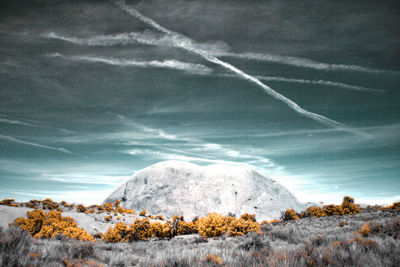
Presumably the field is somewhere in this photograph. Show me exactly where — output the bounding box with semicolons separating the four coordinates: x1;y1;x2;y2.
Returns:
1;204;399;267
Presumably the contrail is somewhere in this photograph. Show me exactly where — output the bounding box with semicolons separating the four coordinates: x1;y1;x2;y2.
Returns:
0;135;72;154
219;52;394;74
219;74;383;93
44;31;396;75
47;53;212;75
113;0;369;136
255;76;383;93
0;117;37;127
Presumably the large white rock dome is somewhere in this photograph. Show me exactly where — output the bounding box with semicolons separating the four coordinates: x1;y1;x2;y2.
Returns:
104;161;305;221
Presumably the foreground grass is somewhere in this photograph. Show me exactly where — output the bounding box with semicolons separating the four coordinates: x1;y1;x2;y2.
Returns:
1;208;399;266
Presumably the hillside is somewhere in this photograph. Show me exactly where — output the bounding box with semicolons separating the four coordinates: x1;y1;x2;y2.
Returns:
104;160;305;221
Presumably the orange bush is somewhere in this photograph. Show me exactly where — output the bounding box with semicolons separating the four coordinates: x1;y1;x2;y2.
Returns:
102;222;129;243
0;198;18;207
124;208;135;215
76;204;87;213
127;219;153;241
240;213;257;222
322;204;343;216
103;203;113;212
60;201;74;209
13;209;95;241
151;221;171;239
227;218;261;237
341;196;360;215
281;209;300;221
24;199;40;209
105;215;112;222
139;209;147;217
358;222;371;237
306;206;326;218
197;213;227;237
41;198;62;211
156;215;165;221
202;254;223;265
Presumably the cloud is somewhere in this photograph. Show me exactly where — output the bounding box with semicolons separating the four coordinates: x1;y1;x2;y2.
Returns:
48;53;212;75
111;0;370;137
44;4;372;136
219;52;396;74
0;117;38;127
253;75;383;93
0;135;72;154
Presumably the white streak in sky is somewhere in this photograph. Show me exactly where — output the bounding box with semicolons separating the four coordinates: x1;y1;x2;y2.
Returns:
44;32;396;75
48;53;212;75
219;52;393;74
255;76;383;93
220;74;383;93
0;135;72;154
113;1;370;136
0;117;37;127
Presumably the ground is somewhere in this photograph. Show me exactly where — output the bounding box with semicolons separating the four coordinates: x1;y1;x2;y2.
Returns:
1;207;399;266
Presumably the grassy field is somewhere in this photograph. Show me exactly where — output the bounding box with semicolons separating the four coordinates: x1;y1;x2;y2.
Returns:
1;208;399;267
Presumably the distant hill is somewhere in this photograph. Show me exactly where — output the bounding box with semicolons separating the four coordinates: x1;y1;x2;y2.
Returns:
104;161;305;220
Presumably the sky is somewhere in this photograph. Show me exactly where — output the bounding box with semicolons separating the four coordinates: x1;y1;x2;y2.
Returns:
0;0;399;205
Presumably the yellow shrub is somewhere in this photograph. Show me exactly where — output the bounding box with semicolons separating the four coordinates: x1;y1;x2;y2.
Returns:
227;218;261;237
156;215;165;221
105;215;112;222
139;209;147;217
197;213;227;237
24;199;40;209
76;204;87;213
322;205;343;216
281;209;300;221
102;222;129;243
306;206;327;218
240;213;257;222
29;252;40;259
115;206;125;214
151;221;171;239
358;222;371;237
62;227;96;241
41;198;62;211
127;219;153;241
202;254;223;265
0;198;17;206
103;203;113;212
96;205;106;213
341;202;360;215
177;220;197;236
124;208;135;215
13;209;95;241
60;201;73;208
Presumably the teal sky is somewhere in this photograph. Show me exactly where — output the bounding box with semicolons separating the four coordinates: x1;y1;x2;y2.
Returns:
0;0;399;205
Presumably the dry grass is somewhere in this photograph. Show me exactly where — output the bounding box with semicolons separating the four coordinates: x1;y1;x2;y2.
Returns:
1;209;399;266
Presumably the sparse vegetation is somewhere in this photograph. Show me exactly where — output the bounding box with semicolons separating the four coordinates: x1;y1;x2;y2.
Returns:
1;197;400;266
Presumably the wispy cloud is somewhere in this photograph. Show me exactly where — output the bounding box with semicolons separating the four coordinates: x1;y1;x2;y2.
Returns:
218;52;397;74
0;135;72;154
110;0;370;137
254;75;383;93
0;117;38;127
48;53;212;75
